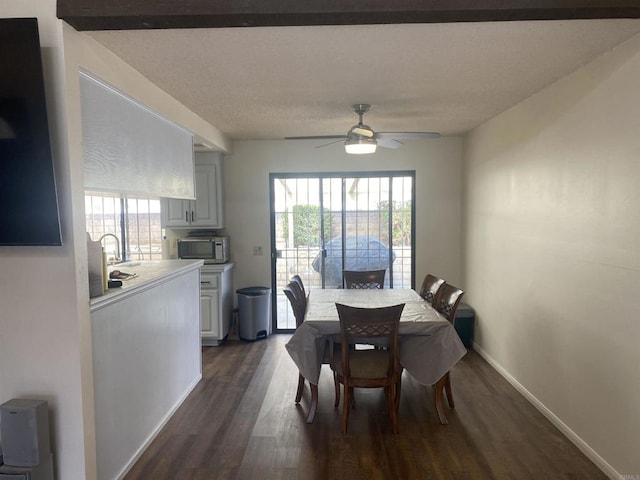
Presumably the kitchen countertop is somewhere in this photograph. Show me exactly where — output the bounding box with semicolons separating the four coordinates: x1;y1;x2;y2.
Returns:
90;259;205;312
200;262;235;272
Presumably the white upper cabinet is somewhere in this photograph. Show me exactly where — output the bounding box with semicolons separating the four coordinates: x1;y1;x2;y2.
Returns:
162;198;192;226
161;152;225;229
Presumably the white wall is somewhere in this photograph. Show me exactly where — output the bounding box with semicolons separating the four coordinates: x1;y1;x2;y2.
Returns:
463;33;640;477
0;2;91;478
223;138;463;295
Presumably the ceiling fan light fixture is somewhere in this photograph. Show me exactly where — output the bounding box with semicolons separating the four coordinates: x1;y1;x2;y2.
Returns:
285;104;440;152
345;136;377;154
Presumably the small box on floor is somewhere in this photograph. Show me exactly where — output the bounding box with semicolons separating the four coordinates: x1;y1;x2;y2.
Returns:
0;399;54;480
454;303;475;348
0;453;53;480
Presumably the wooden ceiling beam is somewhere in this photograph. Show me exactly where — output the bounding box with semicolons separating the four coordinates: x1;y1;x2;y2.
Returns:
57;1;640;31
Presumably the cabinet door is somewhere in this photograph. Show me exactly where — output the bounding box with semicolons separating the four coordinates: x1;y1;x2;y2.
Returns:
200;289;220;340
200;272;221;345
192;160;221;228
161;198;191;227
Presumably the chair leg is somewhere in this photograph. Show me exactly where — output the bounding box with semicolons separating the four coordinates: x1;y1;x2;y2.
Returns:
295;373;305;404
333;372;340;408
342;383;351;434
443;371;455;408
387;382;399;434
305;383;318;424
395;371;402;413
434;373;449;425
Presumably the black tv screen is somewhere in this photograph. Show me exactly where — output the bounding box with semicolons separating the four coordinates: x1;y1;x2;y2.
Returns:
0;17;62;246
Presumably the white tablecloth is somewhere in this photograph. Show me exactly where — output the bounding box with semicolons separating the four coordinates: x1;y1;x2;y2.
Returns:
285;289;467;386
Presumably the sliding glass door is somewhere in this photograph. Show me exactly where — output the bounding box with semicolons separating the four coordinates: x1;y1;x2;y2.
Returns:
270;171;415;331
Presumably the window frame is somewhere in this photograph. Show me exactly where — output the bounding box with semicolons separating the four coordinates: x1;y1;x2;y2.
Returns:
85;192;163;263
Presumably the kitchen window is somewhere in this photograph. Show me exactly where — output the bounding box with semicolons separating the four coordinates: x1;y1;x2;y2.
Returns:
85;192;163;263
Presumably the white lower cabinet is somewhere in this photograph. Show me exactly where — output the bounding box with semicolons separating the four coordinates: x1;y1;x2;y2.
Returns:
200;263;234;346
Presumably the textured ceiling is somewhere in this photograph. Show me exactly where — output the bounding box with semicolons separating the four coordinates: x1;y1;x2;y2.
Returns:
87;19;640;141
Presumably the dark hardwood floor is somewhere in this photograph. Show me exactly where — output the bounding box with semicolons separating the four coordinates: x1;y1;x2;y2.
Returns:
124;335;606;479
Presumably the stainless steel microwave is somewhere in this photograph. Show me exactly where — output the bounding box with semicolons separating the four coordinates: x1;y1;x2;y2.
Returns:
177;236;229;263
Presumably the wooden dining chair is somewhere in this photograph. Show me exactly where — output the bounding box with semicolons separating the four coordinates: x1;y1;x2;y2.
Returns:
284;280;330;423
283;282;309;408
330;302;405;434
291;274;306;298
288;279;307;314
343;269;386;289
419;273;445;306
431;282;465;424
433;283;465;324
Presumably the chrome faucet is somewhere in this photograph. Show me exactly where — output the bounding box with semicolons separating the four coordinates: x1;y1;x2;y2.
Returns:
98;233;121;264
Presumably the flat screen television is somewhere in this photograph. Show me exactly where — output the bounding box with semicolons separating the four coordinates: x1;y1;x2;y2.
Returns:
0;17;62;246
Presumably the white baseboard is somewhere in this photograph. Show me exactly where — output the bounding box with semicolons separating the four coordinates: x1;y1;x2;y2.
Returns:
115;373;202;480
472;343;621;480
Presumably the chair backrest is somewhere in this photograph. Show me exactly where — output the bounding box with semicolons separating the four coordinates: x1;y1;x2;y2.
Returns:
335;303;404;379
343;269;386;289
283;281;306;327
420;274;445;305
291;274;306;297
433;283;464;324
289;280;306;312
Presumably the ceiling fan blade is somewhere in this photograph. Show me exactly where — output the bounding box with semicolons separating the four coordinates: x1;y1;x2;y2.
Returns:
375;132;441;140
285;135;347;140
315;139;346;148
376;138;403;149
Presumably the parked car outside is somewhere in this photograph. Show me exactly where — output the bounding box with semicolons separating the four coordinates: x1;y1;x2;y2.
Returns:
311;236;396;287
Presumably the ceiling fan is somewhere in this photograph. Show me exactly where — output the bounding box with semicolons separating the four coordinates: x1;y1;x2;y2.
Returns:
285;104;440;154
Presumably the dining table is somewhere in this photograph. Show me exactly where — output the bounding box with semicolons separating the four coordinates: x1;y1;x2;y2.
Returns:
285;288;467;424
